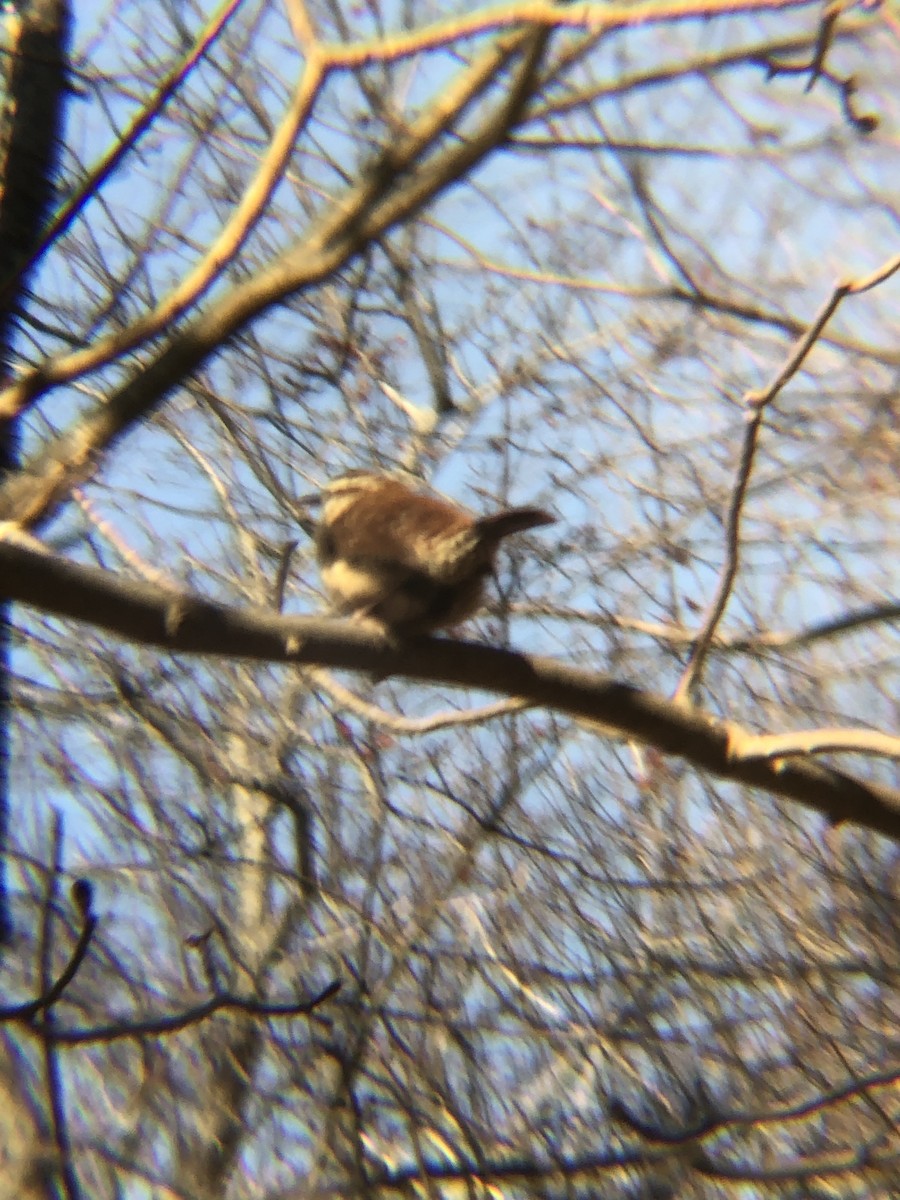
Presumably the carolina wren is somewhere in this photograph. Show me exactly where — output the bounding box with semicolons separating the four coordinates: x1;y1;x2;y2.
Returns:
315;470;554;635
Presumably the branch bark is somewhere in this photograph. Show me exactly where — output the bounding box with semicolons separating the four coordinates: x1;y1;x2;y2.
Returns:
4;538;899;838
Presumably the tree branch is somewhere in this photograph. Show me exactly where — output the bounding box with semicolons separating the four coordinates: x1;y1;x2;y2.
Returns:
674;251;900;703
728;727;900;762
0;17;553;531
4;537;900;838
40;979;342;1046
0;881;97;1023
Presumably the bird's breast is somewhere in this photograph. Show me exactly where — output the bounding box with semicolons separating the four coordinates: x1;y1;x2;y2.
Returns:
320;557;405;612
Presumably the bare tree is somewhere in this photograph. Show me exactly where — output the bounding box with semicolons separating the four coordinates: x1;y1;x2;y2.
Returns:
1;0;899;1196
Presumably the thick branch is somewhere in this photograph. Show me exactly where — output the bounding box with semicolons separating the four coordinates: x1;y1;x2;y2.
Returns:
4;539;900;838
729;727;900;762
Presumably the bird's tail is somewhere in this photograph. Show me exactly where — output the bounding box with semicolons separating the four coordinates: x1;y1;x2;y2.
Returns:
475;507;555;543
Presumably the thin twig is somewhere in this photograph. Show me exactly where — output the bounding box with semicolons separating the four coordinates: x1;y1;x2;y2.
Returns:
318;0;824;68
673;251;900;705
38;814;83;1200
515;598;900;652
671;403;764;705
274;540;299;613
804;0;845;92
312;671;532;732
40;979;342;1045
0;881;97;1022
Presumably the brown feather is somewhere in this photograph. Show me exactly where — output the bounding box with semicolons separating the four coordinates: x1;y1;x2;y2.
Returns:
315;472;554;633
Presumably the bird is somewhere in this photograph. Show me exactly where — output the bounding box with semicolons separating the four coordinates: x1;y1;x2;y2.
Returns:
314;469;554;636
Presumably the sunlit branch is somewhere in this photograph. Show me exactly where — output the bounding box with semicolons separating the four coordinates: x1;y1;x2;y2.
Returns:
296;1145;683;1197
0;1;856;428
313;671;532;731
283;0;319;50
73;489;177;589
0;47;327;421
524;24;869;117
0;19;551;531
728;727;900;762
318;0;822;68
0;0;245;310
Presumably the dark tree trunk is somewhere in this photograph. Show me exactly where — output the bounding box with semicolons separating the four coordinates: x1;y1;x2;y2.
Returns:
0;0;72;945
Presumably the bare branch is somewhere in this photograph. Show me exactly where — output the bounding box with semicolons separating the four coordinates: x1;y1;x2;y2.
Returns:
317;0;823;68
0;32;327;420
517;598;900;652
36;814;82;1200
42;979;342;1045
0;18;554;530
728;727;900;762
0;0;244;310
3;538;900;837
674;251;900;704
312;672;532;732
0;881;97;1023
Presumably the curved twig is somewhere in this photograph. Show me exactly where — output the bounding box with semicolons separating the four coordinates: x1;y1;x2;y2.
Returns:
673;251;900;704
41;978;342;1045
0;881;97;1023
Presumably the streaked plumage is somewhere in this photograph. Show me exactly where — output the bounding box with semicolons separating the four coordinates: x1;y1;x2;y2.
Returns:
315;470;554;635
